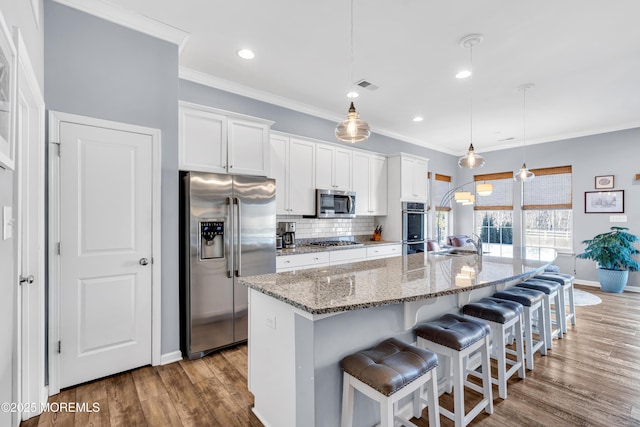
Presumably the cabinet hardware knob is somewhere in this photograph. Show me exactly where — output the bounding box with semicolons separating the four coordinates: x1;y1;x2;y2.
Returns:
20;275;35;284
139;258;149;266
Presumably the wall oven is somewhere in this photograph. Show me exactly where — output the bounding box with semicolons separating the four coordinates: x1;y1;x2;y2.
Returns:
402;202;427;254
316;189;356;218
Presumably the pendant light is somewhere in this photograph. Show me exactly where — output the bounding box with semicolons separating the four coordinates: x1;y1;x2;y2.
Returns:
335;0;370;143
458;34;485;169
514;84;535;182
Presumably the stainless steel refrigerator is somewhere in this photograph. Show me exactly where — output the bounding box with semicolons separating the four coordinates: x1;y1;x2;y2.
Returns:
180;171;276;359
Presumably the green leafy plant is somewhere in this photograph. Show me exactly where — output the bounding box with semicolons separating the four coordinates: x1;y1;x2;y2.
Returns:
577;226;640;271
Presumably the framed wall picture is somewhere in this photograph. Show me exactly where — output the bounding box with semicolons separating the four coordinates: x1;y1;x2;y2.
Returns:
584;190;624;213
0;10;16;170
594;175;614;189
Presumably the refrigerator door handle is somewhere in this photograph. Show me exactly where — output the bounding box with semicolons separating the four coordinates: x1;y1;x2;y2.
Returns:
227;196;234;278
235;197;242;277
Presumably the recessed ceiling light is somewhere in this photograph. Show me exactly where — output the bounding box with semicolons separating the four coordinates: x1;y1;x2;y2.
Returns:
237;49;255;60
456;70;471;79
346;91;359;98
412;116;424;122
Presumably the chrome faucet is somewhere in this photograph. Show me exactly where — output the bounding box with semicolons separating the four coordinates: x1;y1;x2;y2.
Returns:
469;233;483;258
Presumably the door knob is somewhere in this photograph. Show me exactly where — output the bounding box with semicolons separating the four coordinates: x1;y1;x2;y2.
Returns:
20;275;35;284
139;258;149;266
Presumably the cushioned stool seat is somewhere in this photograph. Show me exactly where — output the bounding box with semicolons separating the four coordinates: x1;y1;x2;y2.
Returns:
536;272;576;333
341;338;440;427
463;297;526;399
493;287;547;370
415;314;493;427
516;279;563;349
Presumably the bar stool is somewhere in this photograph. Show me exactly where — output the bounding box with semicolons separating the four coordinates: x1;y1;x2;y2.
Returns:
340;337;440;427
415;314;493;427
462;297;526;399
493;287;547;370
516;279;563;349
536;272;576;333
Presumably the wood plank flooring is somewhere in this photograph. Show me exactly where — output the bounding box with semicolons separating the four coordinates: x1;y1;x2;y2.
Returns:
22;285;640;426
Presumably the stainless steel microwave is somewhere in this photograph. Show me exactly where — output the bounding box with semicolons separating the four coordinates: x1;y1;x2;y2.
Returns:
316;189;356;218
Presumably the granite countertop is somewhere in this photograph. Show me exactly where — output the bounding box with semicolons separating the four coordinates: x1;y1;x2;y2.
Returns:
276;239;401;256
240;247;556;315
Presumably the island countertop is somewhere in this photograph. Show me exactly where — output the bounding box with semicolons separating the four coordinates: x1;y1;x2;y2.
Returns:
240;246;556;315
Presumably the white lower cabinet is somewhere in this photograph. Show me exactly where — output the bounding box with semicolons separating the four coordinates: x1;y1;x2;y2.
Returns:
276;252;330;272
276;244;402;272
365;244;402;260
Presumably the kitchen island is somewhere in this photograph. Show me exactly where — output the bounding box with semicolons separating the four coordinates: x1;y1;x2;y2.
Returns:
240;247;556;427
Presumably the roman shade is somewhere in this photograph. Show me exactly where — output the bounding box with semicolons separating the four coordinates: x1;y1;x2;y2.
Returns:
434;173;451;211
474;172;513;210
523;166;572;210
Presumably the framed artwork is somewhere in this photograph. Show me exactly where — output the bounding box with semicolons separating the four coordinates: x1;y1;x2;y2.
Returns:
0;10;16;170
584;190;624;214
594;175;614;189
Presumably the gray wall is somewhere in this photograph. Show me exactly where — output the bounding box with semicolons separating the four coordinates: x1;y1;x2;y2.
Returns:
0;1;43;425
44;0;180;353
455;128;640;286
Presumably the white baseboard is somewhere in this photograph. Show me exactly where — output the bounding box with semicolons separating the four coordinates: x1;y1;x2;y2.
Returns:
160;350;183;366
575;280;640;293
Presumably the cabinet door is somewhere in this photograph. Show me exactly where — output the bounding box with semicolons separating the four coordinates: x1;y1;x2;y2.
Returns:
270;135;289;214
315;144;334;190
352;151;371;215
370;155;387;215
413;159;428;201
289;138;316;215
333;147;352;190
400;157;415;199
179;106;227;173
228;118;270;176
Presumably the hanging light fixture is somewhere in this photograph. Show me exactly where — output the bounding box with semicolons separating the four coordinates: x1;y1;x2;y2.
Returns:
336;0;370;143
458;34;485;169
514;83;535;182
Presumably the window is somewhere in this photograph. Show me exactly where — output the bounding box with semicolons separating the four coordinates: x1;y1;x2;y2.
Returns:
474;172;514;251
523;166;573;252
433;173;451;245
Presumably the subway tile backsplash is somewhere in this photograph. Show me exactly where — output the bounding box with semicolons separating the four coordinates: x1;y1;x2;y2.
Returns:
276;215;375;239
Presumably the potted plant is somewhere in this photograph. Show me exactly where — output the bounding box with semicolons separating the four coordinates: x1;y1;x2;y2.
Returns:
576;226;640;293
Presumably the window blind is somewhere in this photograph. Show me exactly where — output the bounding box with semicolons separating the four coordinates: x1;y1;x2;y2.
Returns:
434;173;451;211
474;172;513;210
523;165;572;210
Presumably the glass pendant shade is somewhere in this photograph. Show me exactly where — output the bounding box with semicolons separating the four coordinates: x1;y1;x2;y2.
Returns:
458;143;485;169
514;163;535;182
335;102;371;143
476;183;493;196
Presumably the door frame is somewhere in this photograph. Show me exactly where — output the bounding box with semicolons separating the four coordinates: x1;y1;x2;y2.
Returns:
13;28;46;424
48;111;162;395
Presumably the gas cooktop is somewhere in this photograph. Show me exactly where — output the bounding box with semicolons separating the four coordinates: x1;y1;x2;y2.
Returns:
308;240;364;247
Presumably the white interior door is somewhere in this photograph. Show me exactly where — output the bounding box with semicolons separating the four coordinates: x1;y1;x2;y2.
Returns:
57;121;153;389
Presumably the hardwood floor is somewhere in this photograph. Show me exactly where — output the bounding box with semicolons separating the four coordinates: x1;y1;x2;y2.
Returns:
22;285;640;426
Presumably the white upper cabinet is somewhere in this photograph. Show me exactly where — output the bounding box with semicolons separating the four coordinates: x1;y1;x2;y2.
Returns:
315;143;352;191
400;155;428;202
269;134;316;215
353;151;387;216
179;102;273;176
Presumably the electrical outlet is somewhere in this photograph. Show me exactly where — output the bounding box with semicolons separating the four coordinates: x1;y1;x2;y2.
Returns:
610;215;627;223
2;206;12;240
265;313;276;330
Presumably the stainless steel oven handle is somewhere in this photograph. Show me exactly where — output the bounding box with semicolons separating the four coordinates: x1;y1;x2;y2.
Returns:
227;197;233;278
347;195;353;214
235;197;242;277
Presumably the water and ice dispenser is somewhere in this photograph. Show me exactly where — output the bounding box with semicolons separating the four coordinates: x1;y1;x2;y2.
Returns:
200;221;224;259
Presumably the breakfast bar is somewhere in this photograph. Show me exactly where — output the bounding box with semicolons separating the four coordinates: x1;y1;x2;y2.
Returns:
240;247;556;427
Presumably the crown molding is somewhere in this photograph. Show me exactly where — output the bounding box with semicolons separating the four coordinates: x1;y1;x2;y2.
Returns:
52;0;190;52
179;67;460;156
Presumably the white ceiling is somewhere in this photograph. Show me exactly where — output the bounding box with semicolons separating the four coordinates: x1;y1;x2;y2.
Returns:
97;0;640;155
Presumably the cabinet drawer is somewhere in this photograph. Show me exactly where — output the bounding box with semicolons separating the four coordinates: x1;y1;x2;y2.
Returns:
366;244;402;260
329;248;367;265
276;252;331;272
